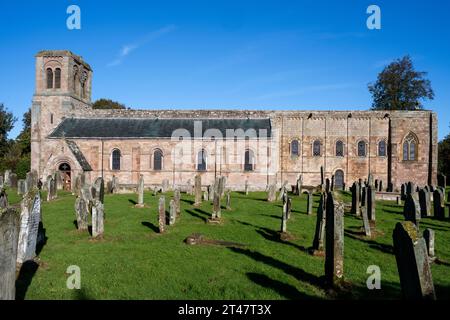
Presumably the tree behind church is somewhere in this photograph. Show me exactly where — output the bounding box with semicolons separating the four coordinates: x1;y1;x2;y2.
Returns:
92;98;128;109
368;56;434;110
438;128;450;181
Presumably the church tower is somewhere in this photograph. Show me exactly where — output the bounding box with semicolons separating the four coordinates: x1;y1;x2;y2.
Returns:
31;50;93;177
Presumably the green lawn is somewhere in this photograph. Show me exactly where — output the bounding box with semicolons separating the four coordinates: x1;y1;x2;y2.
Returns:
7;187;450;300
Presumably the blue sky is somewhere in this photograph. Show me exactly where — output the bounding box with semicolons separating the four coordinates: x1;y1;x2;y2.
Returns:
1;0;449;139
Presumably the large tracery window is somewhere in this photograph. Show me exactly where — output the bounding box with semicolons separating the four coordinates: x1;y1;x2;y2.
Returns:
403;133;418;161
335;140;344;157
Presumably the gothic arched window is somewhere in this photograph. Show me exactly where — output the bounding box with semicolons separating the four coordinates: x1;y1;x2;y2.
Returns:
291;140;299;156
335;140;344;157
111;149;121;170
46;68;53;89
313;140;321;156
153;149;163;170
197;149;207;171
403;133;418;161
54;68;61;89
357;140;367;157
378;140;387;157
244;149;255;171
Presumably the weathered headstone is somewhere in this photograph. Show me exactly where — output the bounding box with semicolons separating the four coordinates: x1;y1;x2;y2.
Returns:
0;189;9;209
325;192;344;286
194;174;202;206
111;175;118;194
161;179;170;193
267;183;277;202
393;221;436;300
379;180;383;192
286;197;292;220
361;186;366;207
10;173;18;189
74;196;89;231
46;178;55;202
312;192;326;252
212;191;221;220
4;169;11;187
174;188;181;216
278;180;288;201
350;182;360;215
325;178;330;193
17;191;42;263
226;190;231;210
296;175;303;195
136;174;144;207
93;177;105;204
404;193;421;226
367;185;376;222
208;185;214;201
423;228;435;261
203;190;208;201
419;189;431;217
91;199;104;238
158;196;166;233
0;207;20;300
18;179;26;195
281;198;287;233
245;179;249;195
361;202;371;237
169;199;176;225
433;189;445;219
218;176;226;198
25;172;33;193
401;184;406;200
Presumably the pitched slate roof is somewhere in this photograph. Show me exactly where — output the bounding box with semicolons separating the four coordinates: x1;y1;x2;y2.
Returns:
49;118;272;139
66;140;92;171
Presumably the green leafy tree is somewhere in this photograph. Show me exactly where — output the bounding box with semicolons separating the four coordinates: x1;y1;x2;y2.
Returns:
368;56;434;110
0;103;17;156
92;98;127;110
438;128;450;178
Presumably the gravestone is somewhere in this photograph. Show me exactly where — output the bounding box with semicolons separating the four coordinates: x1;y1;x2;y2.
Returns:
26;172;33;193
212;191;221;220
379;180;383;192
419;189;431;217
296;175;303;195
404;193;421;226
10;173;18;188
423;229;435;261
312;192;326;252
111;175;118;194
361;186;366;207
320;166;324;188
368;173;374;187
74;196;89;231
0;207;20;300
174;188;181;216
73;174;82;196
437;173;446;189
387;181;393;193
433;189;445;219
213;178;220;200
407;182;415;196
17;191;42;263
4;169;11;187
208;185;214;201
325;192;344;286
401;184;406;200
226;190;231;210
18;179;26;195
375;179;378;190
397;196;402;205
194;174;202;206
393;221;436;300
367;185;376;222
325;178;330;193
218;176;226;198
350;182;360;215
0;176;3;189
331;175;334;191
91;199;104;238
361;201;371;237
306;191;313;215
203;190;208;201
158;196;166;233
162;179;170;193
267;183;277;202
93;177;105;204
169;199;176;225
136;175;144;207
280;198;287;233
153;186;158;196
278;181;288;201
0;189;8;209
46;178;55;202
245;179;249;195
286;197;292;220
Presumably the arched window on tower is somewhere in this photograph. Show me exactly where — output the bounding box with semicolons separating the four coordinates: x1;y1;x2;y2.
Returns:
46;68;53;89
244;149;255;171
313;140;321;156
357;140;367;157
335;140;344;157
197;149;207;171
111;149;121;170
54;68;61;89
378;140;387;157
403;133;418;161
153;149;163;171
291;140;299;157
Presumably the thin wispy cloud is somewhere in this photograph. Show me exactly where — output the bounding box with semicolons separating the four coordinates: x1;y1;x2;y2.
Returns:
254;83;357;101
108;25;176;67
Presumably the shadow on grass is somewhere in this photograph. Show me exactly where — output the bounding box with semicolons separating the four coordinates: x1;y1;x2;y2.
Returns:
228;247;324;289
15;260;39;300
181;199;195;205
72;288;95;300
255;229;309;253
128;199;137;205
344;230;394;255
246;272;317;299
36;222;48;256
185;209;208;222
141;221;159;233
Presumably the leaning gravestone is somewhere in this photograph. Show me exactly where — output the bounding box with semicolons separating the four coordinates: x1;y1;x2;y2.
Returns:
404;193;421;226
419;189;431;217
361;201;371;237
91;199;104;238
10;173;18;189
0;189;8;209
278;181;288;201
158;196;166;233
17;191;42;264
306;191;313;215
393;221;436;300
367;185;376;222
433;189;445;219
194;174;202;206
94;177;105;204
423;228;435;261
311;192;326;253
351;182;360;216
296;174;303;195
0;207;20;300
169;199;176;225
211;191;221;220
325;192;344;287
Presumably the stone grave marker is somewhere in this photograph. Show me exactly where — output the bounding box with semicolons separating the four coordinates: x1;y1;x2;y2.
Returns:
423;228;435;261
306;191;313;215
312;192;326;253
350;182;360;215
0;207;20;300
419;189;431;217
136;175;144;207
325;192;344;287
174;188;181;216
403;193;421;226
267;183;277;202
10;173;18;189
158;196;166;233
433;189;445;219
91;199;104;238
0;189;8;209
18;179;26;195
226;190;231;210
17;191;42;264
169;199;176;225
194;174;202;206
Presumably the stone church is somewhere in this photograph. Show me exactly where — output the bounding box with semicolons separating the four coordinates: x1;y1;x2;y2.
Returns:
30;50;438;192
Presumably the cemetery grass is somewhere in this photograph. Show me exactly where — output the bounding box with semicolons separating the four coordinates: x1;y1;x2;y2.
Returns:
7;188;450;300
